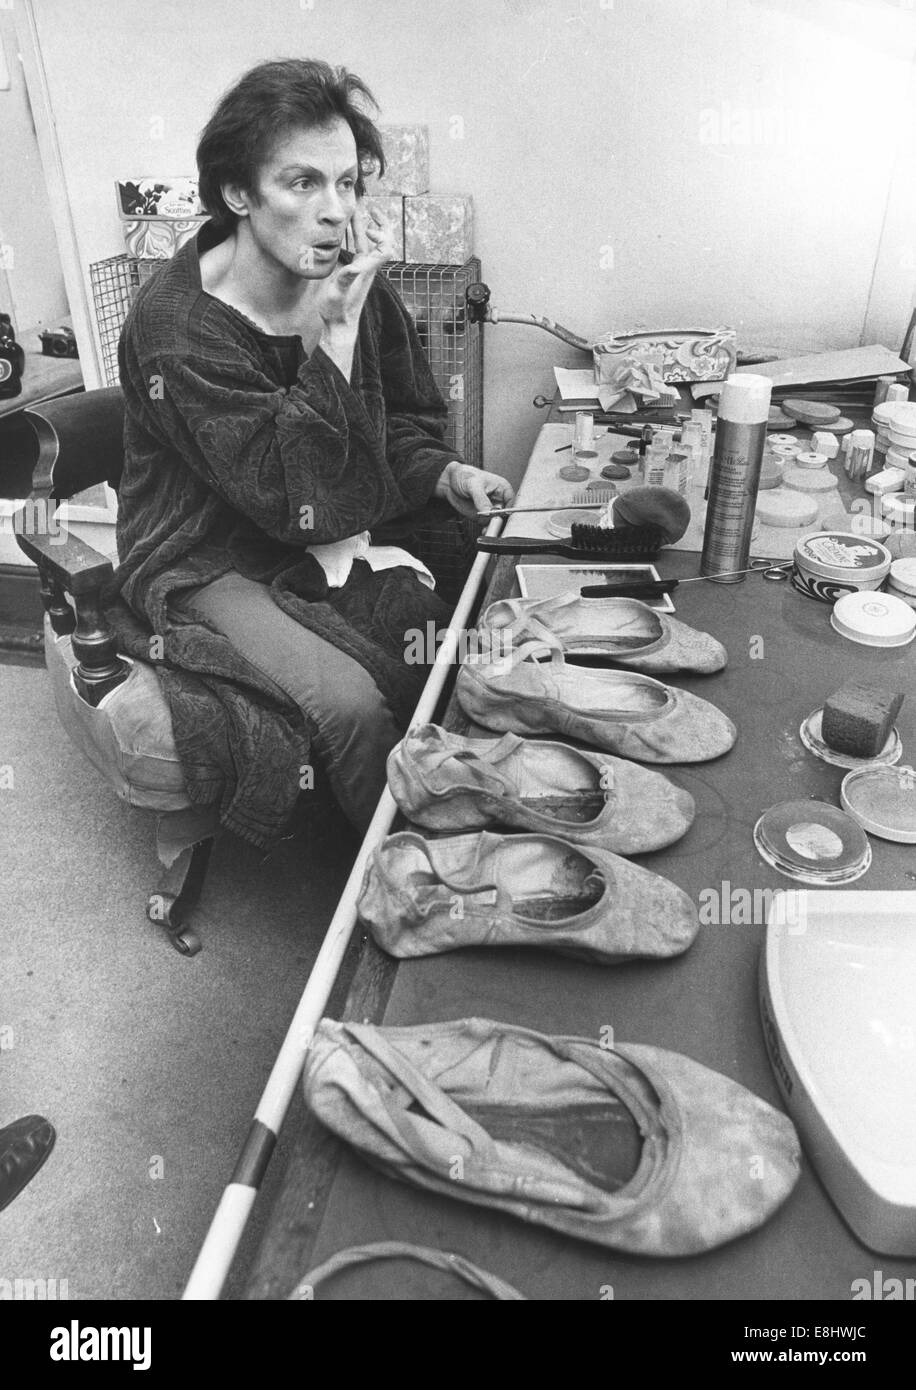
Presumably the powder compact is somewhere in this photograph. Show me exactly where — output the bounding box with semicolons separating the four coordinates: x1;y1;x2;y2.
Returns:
841;765;916;844
754;800;872;884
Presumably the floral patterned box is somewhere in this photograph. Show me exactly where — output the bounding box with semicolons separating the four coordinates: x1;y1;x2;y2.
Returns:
376;125;430;196
593;327;737;384
403;194;474;265
370;194;405;260
115;178;208;259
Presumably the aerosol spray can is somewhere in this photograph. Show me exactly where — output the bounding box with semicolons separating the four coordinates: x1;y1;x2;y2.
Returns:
700;374;772;582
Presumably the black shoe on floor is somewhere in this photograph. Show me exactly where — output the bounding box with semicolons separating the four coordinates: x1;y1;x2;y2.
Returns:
0;1115;56;1212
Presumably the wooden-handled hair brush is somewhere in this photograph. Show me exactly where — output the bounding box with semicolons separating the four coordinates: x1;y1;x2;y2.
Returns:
476;486;691;561
477;524;665;561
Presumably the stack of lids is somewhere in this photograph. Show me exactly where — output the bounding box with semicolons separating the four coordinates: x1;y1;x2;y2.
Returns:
878;400;916;469
873;401;898;456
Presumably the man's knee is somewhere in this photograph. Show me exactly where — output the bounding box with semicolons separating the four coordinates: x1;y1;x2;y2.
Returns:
312;672;398;755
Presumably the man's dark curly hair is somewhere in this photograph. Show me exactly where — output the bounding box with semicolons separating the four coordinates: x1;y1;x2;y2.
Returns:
196;59;385;233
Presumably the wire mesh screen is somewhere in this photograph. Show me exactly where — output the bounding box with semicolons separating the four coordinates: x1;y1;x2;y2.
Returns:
382;258;483;469
91;253;484;466
89;255;139;386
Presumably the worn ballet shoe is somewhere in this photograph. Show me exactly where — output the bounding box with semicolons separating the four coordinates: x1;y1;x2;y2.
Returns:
358;830;699;963
455;641;737;763
481;593;728;674
388;724;695;853
303;1017;802;1256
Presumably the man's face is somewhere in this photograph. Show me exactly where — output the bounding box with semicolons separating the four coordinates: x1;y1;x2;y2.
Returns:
233;117;359;278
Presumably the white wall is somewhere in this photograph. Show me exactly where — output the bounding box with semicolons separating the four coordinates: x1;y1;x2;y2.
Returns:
23;0;916;485
0;4;68;331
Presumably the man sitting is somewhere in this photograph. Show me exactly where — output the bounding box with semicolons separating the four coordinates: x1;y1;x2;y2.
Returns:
111;59;513;844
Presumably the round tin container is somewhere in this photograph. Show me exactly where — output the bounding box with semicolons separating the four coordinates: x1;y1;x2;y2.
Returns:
792;531;891;603
886;557;916;609
889;557;916;595
885;530;916;560
872;402;902;436
886;585;916;610
841;765;916;844
799;708;902;769
883;401;916;432
831;591;916;647
753;800;871;884
881;494;916;525
847;514;892;541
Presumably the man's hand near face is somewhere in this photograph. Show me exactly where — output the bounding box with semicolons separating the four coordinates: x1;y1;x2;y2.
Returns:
316;202;396;377
313;201;516;521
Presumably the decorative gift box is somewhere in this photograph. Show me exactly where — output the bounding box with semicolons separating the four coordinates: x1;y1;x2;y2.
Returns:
370;194;405;260
116;178;208;259
404;194;474;265
376;125;430;196
593;327;737;385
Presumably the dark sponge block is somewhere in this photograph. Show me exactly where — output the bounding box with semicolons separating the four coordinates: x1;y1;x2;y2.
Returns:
821;682;905;758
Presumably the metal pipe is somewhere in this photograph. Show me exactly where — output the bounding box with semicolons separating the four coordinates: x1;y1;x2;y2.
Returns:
485;309;592;353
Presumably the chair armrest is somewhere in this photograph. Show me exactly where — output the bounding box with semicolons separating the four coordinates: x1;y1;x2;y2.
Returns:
13;505;113;594
13;504;129;708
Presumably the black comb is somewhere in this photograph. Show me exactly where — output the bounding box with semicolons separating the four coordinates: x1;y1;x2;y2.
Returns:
476;522;665;562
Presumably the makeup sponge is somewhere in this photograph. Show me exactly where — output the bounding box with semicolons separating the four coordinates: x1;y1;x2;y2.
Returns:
821;683;904;759
614;487;691;544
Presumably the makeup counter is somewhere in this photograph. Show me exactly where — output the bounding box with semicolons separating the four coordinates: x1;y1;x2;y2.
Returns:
238;391;916;1302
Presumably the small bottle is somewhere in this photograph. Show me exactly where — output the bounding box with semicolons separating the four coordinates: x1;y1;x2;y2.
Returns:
0;313;24;400
691;408;714;466
559;410;596;482
643;428;673;486
844;429;875;481
677;422;704;487
664;451;689;496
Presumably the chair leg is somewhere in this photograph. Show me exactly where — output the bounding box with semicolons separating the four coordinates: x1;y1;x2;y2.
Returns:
147;837;214;957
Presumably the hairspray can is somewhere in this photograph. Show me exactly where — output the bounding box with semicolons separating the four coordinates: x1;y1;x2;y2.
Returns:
700;374;772;582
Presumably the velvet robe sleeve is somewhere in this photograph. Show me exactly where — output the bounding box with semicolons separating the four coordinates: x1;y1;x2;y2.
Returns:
122;292;452;549
370;272;466;495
